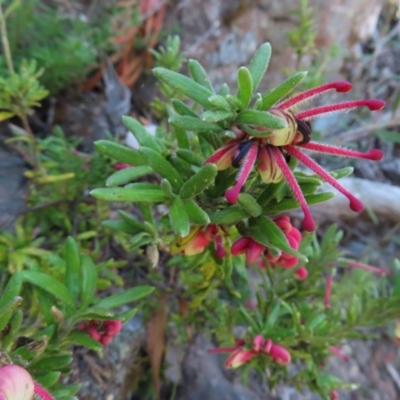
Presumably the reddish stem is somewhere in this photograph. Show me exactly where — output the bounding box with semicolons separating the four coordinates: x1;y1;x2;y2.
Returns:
347;261;390;275
285;146;364;212
278;81;352;110
34;382;55;400
325;275;333;309
299;142;383;161
295;99;385;121
274;147;315;231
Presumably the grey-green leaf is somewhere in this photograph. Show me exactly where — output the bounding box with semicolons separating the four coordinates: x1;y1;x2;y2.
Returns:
23;271;75;307
248;42;271;93
169;115;223;133
94;140;145;165
236;109;286;129
96;286;154;309
261;71;307;110
179;163;218;199
122;116;164;152
80;254;97;309
188;59;214;92
153;67;213;108
169;196;190;237
91;187;169;203
139;147;184;191
237;67;253;107
106;166;153;187
65;237;81;302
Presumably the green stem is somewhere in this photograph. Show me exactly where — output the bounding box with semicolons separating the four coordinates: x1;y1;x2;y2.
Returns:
19;112;40;173
0;0;14;73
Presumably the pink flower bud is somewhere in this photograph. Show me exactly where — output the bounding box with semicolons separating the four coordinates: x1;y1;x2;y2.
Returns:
225;348;255;369
114;163;131;170
264;338;273;354
330;390;339;400
252;335;264;352
273;216;292;233
231;237;251;256
104;320;122;336
295;266;308;281
87;326;101;341
0;365;34;400
100;334;113;345
269;344;291;365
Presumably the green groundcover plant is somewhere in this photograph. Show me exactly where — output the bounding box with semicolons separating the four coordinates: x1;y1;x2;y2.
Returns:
1;42;400;400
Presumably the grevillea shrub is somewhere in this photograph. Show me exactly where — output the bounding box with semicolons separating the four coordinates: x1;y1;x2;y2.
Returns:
91;43;400;399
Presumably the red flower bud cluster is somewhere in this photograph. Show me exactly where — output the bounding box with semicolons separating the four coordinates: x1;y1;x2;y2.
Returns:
231;216;305;275
78;319;122;345
209;334;291;368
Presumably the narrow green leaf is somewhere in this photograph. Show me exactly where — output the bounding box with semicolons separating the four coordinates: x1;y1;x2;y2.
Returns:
94;140;145;165
188;59;214;92
174;126;190;149
161;179;175;198
169;115;223;133
153;67;213;108
184;199;210;225
207;95;231;110
32;355;73;371
96;286;154;309
139;147;184;191
263;192;335;215
122;116;164;152
118;211;147;232
176;149;204;167
248;42;271;93
63;330;102;352
261;71;307;110
180;163;218;199
0;271;23;310
172;99;199;118
23;271;74;307
80;254;97;309
32;371;61;388
65;237;81;302
101;219;143;234
91;187;169;203
1;310;23;348
209;205;249;225
226;94;245;111
236;109;286;129
202;109;232;122
106;166;153;187
238;193;262;217
248;216;307;261
237;67;253;107
117;307;138;322
169;196;190;237
72;308;114;322
0;296;22;319
219;83;230;96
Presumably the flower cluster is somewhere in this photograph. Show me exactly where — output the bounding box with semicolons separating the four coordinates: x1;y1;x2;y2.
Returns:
205;82;385;231
78;319;122;345
209;334;291;368
0;364;54;400
231;216;303;270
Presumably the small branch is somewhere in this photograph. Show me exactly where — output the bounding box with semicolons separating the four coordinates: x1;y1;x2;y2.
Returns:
0;1;14;73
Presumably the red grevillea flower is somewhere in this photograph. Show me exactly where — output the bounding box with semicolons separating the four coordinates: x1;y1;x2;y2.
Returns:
204;81;385;231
